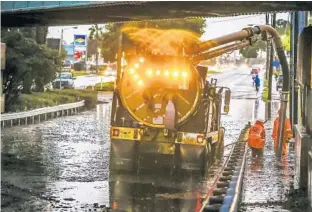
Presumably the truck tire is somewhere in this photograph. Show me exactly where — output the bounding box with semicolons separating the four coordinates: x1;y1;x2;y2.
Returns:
202;142;212;176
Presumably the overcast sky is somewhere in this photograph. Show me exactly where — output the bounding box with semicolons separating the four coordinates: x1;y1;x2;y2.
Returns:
47;13;289;44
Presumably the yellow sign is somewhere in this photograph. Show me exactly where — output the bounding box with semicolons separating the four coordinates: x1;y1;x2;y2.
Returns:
110;127;141;141
176;132;206;146
75;38;85;43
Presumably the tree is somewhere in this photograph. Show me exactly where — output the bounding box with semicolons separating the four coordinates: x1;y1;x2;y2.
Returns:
99;18;206;62
89;24;103;72
1;29;64;112
239;35;267;58
276;19;291;53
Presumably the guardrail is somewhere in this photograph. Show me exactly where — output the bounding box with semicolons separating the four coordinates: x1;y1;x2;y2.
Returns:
1;100;85;128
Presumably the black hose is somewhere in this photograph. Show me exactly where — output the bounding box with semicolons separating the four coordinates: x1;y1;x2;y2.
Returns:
276;45;290;91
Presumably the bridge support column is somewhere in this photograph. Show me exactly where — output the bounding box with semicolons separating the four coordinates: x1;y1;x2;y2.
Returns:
290;11;308;130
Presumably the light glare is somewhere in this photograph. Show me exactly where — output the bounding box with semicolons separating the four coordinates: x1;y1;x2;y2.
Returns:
139;58;144;63
156;70;161;76
134;63;139;68
146;69;153;76
173;71;179;77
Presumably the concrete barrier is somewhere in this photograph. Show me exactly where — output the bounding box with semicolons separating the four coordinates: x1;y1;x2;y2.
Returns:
294;124;312;190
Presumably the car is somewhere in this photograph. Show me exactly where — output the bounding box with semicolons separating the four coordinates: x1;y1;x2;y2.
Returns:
54;72;75;89
251;67;260;75
276;75;283;91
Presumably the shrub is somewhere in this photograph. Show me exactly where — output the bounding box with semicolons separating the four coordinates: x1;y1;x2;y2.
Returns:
8;90;98;112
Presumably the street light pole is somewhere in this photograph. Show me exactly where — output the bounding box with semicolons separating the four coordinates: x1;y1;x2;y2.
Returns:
58;26;78;89
58;28;64;89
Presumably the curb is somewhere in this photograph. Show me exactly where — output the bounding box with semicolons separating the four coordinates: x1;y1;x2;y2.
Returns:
202;124;250;212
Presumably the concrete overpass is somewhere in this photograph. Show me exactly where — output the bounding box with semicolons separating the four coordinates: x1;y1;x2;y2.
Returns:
1;1;312;27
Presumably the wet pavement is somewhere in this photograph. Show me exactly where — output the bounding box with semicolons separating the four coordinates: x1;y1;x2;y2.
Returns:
1;65;269;211
239;79;297;211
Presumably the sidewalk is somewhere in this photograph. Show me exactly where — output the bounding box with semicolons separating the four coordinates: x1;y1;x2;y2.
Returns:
240;101;295;212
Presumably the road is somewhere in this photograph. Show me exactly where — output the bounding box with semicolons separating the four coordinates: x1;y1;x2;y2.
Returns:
1;65;271;211
74;75;115;89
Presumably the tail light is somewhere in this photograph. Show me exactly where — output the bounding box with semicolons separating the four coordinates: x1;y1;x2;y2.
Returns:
112;129;120;136
197;135;204;143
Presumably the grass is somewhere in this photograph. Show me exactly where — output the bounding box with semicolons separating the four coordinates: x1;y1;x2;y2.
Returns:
72;71;88;77
207;69;223;74
86;81;114;91
9;89;98;112
262;79;270;103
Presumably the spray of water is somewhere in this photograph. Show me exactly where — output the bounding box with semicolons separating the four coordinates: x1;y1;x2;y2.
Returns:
121;27;201;55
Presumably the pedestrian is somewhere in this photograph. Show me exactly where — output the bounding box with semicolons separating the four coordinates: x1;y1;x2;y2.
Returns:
248;120;266;158
252;74;256;87
254;74;260;93
272;109;293;155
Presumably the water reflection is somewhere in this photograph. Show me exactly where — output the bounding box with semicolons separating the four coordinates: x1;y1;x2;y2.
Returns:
108;170;215;212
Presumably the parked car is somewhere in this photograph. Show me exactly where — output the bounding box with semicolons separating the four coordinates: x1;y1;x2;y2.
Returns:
251;67;260;75
54;72;75;89
276;75;283;91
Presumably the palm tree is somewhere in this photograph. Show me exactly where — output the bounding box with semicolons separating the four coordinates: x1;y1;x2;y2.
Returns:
89;24;103;73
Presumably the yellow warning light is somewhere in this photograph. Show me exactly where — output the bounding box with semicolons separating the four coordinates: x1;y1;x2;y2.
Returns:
139;58;144;63
134;74;139;79
134;63;139;68
182;72;187;78
173;71;179;77
164;70;169;76
129;68;135;74
156;70;161;76
146;69;153;76
138;80;144;86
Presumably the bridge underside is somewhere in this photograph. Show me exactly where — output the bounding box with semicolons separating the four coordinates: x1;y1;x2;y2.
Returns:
1;1;312;27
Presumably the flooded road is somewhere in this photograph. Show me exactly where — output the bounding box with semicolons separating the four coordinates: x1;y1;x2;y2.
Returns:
2;66;262;211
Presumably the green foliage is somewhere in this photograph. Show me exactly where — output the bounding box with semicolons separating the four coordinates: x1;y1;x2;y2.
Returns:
9;90;98;112
1;28;65;112
239;37;266;58
72;71;88;77
276;19;291;52
99;18;206;62
261;79;270;103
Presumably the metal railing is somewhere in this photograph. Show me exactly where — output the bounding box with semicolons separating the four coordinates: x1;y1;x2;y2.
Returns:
1;100;85;127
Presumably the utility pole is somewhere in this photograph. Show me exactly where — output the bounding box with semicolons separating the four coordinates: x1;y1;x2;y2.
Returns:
265;13;270;80
267;13;276;120
59;28;64;89
58;26;77;89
